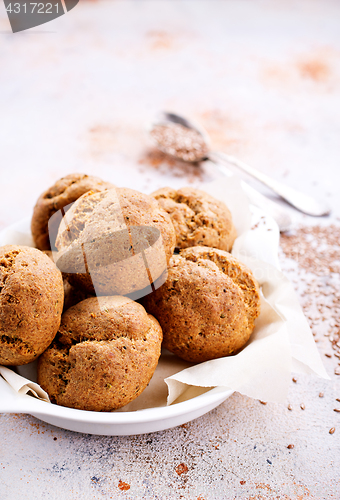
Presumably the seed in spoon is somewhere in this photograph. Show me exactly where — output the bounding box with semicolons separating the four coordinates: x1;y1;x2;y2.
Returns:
150;123;208;162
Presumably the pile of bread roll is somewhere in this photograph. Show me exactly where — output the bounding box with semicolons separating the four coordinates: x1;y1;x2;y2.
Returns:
0;174;260;411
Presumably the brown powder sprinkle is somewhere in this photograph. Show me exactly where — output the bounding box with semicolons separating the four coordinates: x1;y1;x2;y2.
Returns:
138;148;206;183
297;58;330;82
118;480;130;491
175;463;189;475
150;123;208;162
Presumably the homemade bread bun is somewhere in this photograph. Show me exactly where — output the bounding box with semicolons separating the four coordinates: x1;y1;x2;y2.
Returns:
37;296;163;411
143;246;260;363
0;245;63;365
152;187;237;251
55;187;176;297
31;173;114;251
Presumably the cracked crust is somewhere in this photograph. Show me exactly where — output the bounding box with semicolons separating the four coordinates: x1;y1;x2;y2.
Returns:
152;187;237;251
31;173;115;251
54;187;176;296
37;296;163;411
143;246;260;363
0;245;64;365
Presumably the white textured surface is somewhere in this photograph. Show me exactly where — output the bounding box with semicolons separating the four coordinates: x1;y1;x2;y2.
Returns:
0;1;340;499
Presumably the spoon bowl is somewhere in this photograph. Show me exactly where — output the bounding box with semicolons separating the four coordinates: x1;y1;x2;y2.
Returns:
149;112;331;217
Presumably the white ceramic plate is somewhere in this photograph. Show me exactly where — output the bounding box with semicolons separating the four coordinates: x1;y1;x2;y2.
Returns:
0;217;236;435
0;371;233;435
0;198;278;435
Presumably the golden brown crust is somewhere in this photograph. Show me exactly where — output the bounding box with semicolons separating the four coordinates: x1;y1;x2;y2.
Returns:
143;247;260;363
37;296;163;411
180;246;261;329
0;245;64;365
152;187;237;251
55;187;176;296
31;173;114;251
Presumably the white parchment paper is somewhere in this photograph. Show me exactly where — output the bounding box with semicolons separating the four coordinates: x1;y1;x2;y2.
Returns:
0;366;50;402
0;176;329;409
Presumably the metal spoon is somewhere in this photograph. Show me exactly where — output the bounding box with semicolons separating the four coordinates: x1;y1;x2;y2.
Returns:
148;113;292;231
149;112;331;218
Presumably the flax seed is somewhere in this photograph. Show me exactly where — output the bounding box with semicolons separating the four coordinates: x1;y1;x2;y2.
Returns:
150;123;208;162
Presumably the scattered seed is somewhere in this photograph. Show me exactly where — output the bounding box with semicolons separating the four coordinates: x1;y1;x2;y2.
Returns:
329;427;335;434
259;401;267;405
288;404;293;411
319;392;324;398
240;480;246;485
300;403;305;410
333;409;340;413
292;377;297;383
325;353;332;358
335;367;340;376
280;226;340;373
336;398;340;403
287;444;294;449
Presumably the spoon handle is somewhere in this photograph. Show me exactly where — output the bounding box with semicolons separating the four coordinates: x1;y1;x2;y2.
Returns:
210;151;330;217
208;158;292;232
